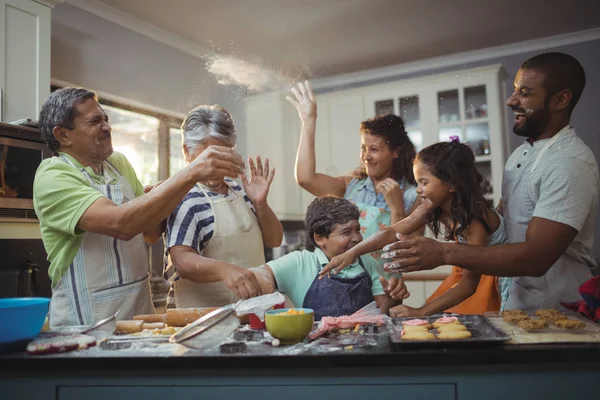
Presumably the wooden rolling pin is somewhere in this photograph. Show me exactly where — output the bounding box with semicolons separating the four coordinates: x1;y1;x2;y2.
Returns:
133;314;167;323
166;307;219;327
115;320;144;334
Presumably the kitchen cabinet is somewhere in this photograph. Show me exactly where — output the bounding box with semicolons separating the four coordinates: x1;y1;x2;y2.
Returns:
244;92;304;220
0;0;50;123
244;64;508;220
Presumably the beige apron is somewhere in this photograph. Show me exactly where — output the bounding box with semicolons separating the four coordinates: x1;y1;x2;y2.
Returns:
49;156;155;327
174;182;266;308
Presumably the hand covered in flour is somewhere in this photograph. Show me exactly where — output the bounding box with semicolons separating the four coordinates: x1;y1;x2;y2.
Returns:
389;304;423;318
285;81;317;122
220;265;263;300
189;145;245;183
380;276;409;301
241;156;275;206
381;233;444;273
376;178;404;214
319;250;358;279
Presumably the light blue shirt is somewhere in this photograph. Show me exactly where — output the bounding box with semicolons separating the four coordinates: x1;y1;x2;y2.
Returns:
344;177;417;214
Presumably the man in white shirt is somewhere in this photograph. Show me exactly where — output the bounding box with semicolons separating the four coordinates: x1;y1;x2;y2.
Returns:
379;52;599;310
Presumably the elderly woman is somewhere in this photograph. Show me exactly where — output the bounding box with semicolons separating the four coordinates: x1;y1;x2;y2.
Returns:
164;105;283;308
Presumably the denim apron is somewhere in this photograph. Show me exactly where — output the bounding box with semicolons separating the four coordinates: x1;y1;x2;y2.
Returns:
303;257;373;320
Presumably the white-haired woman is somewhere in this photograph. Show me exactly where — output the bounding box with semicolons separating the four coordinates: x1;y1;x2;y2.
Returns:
164;105;283;308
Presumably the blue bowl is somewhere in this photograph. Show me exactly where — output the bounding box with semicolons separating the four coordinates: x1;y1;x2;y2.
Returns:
0;298;50;343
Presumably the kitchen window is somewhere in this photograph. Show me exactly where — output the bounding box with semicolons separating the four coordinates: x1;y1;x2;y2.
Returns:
50;86;183;184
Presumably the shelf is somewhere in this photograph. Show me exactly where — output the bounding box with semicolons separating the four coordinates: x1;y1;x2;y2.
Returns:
465;117;489;124
475;155;491;163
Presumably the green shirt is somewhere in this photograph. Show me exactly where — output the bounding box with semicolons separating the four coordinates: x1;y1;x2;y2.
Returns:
267;248;385;308
33;152;144;287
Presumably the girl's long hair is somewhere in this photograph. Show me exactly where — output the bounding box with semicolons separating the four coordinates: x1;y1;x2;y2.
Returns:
416;141;492;241
352;114;416;185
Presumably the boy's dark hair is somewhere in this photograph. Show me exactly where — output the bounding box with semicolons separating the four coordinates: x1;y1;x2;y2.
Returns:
352;114;416;185
520;52;586;115
305;196;360;247
416;142;491;241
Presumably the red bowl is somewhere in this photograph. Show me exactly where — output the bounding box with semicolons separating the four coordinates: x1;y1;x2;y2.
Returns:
249;303;284;329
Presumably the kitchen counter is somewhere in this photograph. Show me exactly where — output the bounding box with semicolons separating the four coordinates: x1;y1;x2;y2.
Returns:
2;325;600;400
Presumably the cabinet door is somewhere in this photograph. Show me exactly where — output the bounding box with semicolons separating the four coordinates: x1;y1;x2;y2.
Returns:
245;93;303;220
327;94;364;177
0;0;50;122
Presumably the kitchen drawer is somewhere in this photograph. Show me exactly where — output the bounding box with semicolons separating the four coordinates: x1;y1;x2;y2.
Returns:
58;384;456;400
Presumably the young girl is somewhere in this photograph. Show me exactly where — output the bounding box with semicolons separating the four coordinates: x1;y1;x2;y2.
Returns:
322;136;509;316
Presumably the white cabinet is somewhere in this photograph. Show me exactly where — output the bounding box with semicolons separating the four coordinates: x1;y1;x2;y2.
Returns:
359;65;508;206
244;92;304;220
0;0;50;123
243;64;508;220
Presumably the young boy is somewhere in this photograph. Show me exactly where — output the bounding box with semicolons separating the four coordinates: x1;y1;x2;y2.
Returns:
250;196;407;320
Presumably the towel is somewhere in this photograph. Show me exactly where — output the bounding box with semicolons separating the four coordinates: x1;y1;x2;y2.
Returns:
561;276;600;322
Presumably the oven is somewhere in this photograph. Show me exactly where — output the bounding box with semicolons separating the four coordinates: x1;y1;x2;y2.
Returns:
0;122;52;221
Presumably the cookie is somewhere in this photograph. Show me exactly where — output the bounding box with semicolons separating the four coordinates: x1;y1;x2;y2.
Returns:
537;313;565;324
535;308;562;316
401;325;429;332
554;319;586;329
401;331;436;340
437;330;472;340
432;316;459;329
518;318;547;331
501;309;526;317
402;319;433;330
503;314;530;324
436;323;468;332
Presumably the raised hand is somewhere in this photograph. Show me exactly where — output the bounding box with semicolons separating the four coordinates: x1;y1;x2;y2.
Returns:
285;81;317;122
376;178;404;212
241;156;275;206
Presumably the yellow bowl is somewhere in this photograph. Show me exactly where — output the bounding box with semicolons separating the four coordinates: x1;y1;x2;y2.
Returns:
264;308;314;344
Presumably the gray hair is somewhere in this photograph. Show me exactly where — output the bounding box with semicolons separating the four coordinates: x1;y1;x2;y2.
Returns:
181;105;237;149
39;87;97;152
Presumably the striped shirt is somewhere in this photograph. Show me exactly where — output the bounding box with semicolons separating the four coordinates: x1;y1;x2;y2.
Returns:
163;179;255;307
503;127;599;310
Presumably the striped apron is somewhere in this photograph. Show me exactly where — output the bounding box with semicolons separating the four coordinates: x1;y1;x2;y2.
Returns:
49;155;155;327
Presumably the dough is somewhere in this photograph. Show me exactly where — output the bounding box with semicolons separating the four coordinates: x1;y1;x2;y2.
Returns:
115;320;144;334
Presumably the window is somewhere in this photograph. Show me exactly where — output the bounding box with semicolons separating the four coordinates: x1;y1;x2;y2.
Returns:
169;127;186;176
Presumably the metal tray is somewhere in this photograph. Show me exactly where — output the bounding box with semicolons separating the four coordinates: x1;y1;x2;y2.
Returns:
390;314;510;347
484;311;600;335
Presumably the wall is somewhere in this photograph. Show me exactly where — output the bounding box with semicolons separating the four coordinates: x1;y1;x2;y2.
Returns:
50;3;247;154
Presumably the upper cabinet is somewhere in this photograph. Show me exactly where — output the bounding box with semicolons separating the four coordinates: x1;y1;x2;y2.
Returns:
244;64;508;220
0;0;51;123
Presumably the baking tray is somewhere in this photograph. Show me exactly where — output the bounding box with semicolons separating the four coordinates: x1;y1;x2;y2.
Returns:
484;311;600;335
389;314;510;347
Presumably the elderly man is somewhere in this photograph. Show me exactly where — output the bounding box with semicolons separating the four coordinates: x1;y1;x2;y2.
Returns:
379;52;599;311
34;88;244;327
